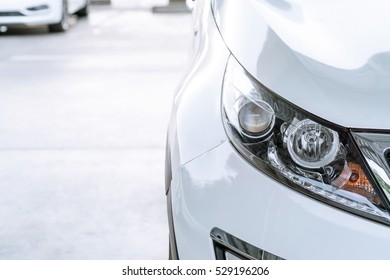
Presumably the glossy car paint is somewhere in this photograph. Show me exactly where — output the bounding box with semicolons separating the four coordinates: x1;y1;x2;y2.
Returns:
167;0;228;174
213;0;390;129
167;0;390;259
0;0;88;26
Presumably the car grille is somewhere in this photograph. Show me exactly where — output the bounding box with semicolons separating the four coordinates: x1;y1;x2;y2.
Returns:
0;11;24;17
211;227;284;260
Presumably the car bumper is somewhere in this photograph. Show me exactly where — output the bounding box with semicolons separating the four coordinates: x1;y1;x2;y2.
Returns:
170;140;390;259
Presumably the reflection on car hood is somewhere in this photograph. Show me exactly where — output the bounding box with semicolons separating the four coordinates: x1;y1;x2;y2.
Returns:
250;0;390;70
213;0;390;129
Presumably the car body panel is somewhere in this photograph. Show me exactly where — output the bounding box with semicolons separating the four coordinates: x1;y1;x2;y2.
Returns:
167;0;229;176
212;0;390;129
68;0;87;14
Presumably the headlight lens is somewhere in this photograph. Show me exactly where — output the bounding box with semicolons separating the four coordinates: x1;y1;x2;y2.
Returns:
222;56;390;224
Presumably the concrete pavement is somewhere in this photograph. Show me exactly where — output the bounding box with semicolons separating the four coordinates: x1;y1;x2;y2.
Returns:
0;2;192;259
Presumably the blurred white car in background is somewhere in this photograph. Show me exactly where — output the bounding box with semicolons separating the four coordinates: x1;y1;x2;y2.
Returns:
166;0;390;259
0;0;89;32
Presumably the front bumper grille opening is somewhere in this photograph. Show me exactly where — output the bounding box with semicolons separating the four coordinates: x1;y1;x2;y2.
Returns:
0;11;24;17
211;227;284;260
27;5;49;12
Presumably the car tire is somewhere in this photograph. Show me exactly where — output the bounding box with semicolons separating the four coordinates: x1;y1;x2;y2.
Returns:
48;0;69;33
76;1;89;17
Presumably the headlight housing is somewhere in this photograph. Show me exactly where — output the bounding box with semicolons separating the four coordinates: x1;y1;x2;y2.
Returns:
222;56;390;225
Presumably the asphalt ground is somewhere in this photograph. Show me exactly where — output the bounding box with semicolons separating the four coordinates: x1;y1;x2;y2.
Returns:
0;1;192;259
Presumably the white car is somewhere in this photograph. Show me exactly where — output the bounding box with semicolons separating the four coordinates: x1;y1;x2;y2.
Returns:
166;0;390;259
0;0;89;32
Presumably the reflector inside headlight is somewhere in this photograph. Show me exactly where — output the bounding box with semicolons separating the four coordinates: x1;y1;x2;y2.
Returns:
222;56;390;224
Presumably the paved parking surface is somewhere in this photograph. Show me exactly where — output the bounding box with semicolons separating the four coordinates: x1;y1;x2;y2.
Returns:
0;1;192;259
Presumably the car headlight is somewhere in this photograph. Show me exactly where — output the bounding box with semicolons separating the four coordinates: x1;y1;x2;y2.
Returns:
222;55;390;224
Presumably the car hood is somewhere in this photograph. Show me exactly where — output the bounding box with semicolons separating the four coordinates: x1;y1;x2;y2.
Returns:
213;0;390;129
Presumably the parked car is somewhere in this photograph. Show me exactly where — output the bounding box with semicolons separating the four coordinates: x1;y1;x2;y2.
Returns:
166;0;390;259
0;0;89;32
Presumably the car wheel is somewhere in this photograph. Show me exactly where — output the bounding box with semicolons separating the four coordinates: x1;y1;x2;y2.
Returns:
76;1;89;17
48;0;69;32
